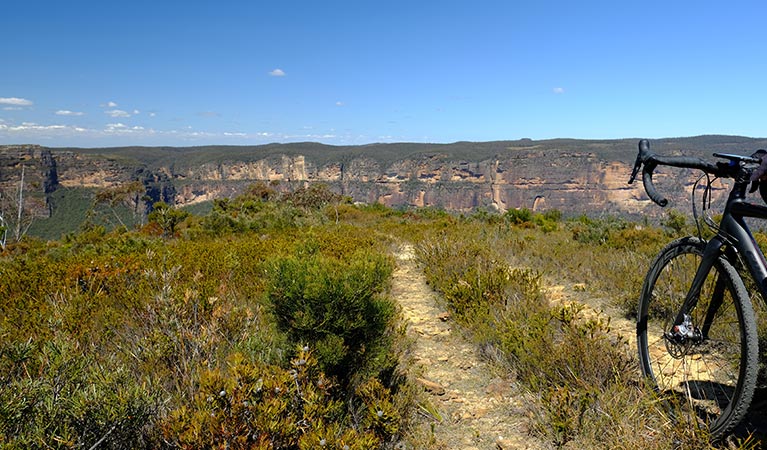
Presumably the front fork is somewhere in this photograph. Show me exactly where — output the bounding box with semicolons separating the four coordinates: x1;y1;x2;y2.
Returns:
666;237;728;352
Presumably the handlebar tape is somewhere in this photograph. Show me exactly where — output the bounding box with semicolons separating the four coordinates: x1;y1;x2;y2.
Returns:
639;139;650;156
642;162;668;207
632;139;725;207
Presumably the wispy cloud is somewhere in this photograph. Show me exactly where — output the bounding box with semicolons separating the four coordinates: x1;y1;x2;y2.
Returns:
100;101;119;108
0;122;72;132
0;116;351;145
105;123;147;133
269;68;286;77
553;87;565;94
335;101;345;107
55;110;85;116
0;97;33;106
284;133;337;140
105;109;132;118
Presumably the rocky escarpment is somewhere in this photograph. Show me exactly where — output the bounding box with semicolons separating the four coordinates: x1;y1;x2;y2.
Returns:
0;145;62;218
163;148;675;217
0;145;174;219
4;137;766;222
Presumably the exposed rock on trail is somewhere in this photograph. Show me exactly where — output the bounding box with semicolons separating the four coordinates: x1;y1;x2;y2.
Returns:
392;244;545;450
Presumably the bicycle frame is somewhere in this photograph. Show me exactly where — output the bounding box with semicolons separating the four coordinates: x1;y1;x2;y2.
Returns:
631;140;767;438
678;181;767;332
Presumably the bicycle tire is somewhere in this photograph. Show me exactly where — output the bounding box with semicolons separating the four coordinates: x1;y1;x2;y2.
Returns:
637;236;758;439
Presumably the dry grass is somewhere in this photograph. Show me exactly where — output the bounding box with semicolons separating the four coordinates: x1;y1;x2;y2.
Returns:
413;212;761;449
1;195;763;449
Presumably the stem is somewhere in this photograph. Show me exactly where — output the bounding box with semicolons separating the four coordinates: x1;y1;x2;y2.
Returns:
15;165;24;241
87;423;117;450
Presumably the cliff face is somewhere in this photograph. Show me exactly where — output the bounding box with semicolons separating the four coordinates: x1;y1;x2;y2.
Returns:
0;145;62;218
2;138;759;221
163;149;652;216
0;145;166;218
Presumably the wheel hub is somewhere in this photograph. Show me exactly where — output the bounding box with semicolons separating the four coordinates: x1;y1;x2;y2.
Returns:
664;314;703;358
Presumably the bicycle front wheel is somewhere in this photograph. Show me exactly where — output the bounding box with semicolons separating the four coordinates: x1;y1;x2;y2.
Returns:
637;236;758;439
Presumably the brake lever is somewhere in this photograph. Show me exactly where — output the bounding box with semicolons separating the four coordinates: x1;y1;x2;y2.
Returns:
629;140;650;184
749;149;767;193
628;152;643;184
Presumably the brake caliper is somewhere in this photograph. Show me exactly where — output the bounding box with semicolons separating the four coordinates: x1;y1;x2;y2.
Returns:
664;314;703;358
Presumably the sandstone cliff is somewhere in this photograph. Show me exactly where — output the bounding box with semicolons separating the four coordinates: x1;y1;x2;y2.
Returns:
4;136;767;224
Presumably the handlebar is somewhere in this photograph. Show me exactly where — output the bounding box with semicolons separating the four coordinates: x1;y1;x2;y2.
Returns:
641;159;667;207
628;139;752;207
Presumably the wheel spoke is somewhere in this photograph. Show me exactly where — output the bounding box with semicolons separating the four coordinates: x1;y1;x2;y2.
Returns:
637;238;757;439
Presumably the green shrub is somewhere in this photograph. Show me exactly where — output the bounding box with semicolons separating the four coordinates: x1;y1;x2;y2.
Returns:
0;199;422;448
605;225;664;253
160;348;385;449
662;209;689;235
416;233;508;319
266;248;396;386
542;209;562;222
147;201;190;238
511;305;633;445
504;207;533;225
569;215;627;245
0;338;158;448
283;183;343;210
200;191;307;235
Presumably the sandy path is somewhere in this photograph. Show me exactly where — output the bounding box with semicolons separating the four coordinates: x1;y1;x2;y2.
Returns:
392;244;545;450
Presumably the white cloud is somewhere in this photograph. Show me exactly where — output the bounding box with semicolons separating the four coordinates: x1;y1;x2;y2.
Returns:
105;109;131;118
186;131;216;138
103;123;153;135
0;115;348;145
55;110;85;116
553;87;565;94
269;68;286;77
0;97;33;106
6;122;70;132
149;112;157;117
133;109;140;115
284;133;337;140
335;101;344;107
106;101;118;107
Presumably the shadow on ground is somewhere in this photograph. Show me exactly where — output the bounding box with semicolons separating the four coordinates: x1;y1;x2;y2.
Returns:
732;387;767;445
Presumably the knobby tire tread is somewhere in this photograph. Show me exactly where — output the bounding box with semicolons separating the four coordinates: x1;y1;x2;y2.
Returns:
637;236;758;439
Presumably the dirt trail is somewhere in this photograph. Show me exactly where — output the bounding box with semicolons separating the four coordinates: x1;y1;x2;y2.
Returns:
392;241;767;447
392;244;545;450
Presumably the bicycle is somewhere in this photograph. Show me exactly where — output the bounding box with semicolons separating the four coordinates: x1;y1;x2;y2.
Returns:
629;139;767;439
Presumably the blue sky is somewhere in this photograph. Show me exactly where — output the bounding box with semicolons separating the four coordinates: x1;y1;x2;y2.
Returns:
2;0;767;147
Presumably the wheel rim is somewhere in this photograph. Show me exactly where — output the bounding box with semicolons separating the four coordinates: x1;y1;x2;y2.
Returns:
641;251;745;429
